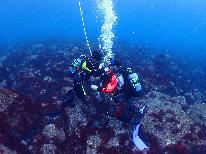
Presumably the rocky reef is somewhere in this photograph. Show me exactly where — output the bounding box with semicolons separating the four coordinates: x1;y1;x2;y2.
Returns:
0;42;205;153
138;91;206;153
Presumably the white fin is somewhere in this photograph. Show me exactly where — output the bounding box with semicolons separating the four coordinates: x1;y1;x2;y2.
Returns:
133;124;149;151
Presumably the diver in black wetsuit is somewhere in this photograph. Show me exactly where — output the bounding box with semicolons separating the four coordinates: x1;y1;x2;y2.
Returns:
89;55;145;124
109;56;145;125
64;49;105;105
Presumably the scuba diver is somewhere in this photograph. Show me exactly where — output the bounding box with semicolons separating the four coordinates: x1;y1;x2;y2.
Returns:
68;49;104;78
43;50;105;121
91;56;144;125
64;49;105;105
91;56;142;97
111;56;144;125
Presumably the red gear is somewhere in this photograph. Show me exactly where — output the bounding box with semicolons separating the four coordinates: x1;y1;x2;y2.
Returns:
101;73;118;93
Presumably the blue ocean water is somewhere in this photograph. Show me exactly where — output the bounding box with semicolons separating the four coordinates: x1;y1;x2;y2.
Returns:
0;1;206;153
116;0;206;54
0;0;206;55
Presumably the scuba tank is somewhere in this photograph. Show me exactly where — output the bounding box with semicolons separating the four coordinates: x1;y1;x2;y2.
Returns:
126;68;142;95
68;55;86;77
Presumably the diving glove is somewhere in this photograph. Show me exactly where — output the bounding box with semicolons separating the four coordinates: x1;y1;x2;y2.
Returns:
139;106;145;114
91;85;98;91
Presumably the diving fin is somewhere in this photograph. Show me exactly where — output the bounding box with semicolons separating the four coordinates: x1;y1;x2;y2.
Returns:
133;124;149;151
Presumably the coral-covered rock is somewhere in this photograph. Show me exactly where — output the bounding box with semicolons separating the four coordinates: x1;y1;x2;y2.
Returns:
0;89;42;153
139;91;206;153
0;42;206;154
41;144;56;154
0;144;17;154
187;103;206;125
43;124;66;141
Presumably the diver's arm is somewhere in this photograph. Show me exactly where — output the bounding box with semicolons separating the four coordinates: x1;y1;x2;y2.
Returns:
91;85;104;92
91;84;106;92
91;68;105;77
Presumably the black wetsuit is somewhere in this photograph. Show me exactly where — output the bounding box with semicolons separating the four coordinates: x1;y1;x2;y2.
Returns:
65;56;105;104
112;66;142;125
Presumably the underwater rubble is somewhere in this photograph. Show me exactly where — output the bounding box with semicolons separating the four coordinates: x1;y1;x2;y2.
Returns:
137;91;206;153
0;42;206;153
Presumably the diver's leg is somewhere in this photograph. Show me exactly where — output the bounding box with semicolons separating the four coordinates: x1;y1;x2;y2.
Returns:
74;82;87;103
114;102;144;125
114;102;134;124
62;89;76;108
130;106;146;125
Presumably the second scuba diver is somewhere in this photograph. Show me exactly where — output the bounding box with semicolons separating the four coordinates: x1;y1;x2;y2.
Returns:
91;56;145;125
